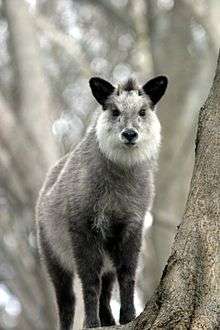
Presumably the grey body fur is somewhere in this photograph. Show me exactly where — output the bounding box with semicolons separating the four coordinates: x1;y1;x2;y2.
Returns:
36;76;168;329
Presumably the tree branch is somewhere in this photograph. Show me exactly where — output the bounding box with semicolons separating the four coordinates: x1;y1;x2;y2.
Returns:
84;322;133;330
0;90;45;199
35;15;92;76
76;0;133;31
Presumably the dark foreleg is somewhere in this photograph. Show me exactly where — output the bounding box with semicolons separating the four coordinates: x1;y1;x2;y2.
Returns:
50;263;75;330
99;272;116;326
73;235;103;328
113;227;142;325
39;229;75;330
117;263;136;324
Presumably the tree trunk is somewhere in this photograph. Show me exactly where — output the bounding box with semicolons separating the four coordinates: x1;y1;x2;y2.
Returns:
4;0;58;171
2;1;58;328
149;0;216;282
86;50;220;330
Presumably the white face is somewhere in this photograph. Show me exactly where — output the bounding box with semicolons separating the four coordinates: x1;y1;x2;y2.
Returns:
96;90;161;166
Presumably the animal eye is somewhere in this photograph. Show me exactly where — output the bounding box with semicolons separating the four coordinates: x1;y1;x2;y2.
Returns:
139;109;146;117
112;108;120;117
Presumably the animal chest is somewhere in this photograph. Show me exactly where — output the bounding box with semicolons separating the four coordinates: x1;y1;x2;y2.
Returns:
92;175;146;239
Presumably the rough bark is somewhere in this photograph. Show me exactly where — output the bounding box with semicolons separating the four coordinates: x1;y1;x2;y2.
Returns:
85;50;220;330
146;0;215;287
149;0;216;281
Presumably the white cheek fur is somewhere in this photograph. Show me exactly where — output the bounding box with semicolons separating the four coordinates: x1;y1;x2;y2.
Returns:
96;111;161;167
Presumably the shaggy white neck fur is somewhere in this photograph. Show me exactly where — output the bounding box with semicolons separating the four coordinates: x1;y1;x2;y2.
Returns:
96;112;161;167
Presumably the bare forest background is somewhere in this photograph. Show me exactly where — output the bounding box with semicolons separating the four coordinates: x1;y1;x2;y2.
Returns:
0;0;219;329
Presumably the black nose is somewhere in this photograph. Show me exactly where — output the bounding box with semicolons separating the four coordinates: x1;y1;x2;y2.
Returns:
122;129;138;143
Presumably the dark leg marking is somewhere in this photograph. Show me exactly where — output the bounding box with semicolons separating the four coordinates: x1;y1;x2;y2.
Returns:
117;265;136;325
79;269;102;328
39;226;75;330
99;272;116;326
73;235;103;328
111;232;141;325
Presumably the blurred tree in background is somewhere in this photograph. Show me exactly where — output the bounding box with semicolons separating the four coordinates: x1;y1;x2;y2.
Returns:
0;0;219;329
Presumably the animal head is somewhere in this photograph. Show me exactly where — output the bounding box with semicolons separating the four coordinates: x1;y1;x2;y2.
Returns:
89;75;168;166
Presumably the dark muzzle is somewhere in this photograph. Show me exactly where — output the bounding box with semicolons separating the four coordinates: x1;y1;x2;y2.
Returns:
122;129;138;144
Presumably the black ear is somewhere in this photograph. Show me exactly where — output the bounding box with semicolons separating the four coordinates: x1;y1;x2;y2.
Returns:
142;76;168;105
89;77;115;105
